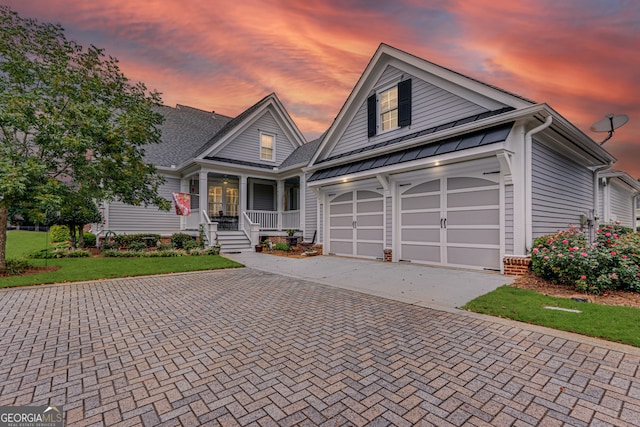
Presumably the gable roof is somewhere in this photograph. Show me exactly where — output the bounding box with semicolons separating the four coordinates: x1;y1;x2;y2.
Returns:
144;104;232;167
309;43;535;166
195;92;306;160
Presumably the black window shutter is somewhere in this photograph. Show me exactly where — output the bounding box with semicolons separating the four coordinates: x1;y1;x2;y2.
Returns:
398;79;412;127
367;94;376;137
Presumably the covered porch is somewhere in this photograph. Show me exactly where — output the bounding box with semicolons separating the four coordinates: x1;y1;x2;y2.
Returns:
183;171;304;236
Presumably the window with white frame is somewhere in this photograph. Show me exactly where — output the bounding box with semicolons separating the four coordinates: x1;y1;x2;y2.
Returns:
379;86;398;131
260;133;275;161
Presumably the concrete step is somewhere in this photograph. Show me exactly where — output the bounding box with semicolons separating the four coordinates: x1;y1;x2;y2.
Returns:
217;231;252;252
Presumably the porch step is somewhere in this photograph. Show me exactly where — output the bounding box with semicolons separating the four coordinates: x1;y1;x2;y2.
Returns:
216;231;253;253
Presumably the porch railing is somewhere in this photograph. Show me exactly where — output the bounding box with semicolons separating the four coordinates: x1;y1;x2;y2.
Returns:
282;210;301;230
242;212;260;247
246;210;300;231
247;210;278;230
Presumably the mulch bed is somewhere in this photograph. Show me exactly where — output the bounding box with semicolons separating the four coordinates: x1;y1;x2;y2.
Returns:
511;272;640;308
1;265;61;278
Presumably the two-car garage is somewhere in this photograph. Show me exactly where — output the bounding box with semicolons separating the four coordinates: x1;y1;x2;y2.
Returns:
325;159;502;271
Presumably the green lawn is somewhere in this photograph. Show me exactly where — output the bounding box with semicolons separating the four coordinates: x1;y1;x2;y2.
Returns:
463;285;640;347
1;230;243;288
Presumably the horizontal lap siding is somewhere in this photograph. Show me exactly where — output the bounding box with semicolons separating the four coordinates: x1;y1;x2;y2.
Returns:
107;177;181;234
531;142;593;237
328;66;489;158
215;110;296;164
609;181;634;227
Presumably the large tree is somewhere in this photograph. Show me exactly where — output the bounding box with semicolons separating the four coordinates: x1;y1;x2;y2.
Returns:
0;6;170;270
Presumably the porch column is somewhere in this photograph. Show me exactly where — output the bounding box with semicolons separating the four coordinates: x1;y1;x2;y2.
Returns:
239;175;247;230
277;179;285;230
199;171;208;221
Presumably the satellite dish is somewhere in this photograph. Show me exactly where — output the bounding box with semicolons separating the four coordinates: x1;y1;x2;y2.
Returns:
590;113;629;145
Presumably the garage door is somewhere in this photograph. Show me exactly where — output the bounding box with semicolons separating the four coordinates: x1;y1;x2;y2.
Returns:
329;190;384;259
400;176;500;270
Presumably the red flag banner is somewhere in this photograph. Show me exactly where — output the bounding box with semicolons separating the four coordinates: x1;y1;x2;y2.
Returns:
172;192;191;216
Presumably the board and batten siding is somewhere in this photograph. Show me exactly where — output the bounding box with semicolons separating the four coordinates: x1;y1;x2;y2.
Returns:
607;180;634;227
215;110;297;165
107;176;181;235
504;184;514;254
327;66;491;158
531;141;594;238
304;182;317;241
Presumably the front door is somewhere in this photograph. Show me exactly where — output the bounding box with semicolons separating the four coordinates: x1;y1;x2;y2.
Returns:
328;189;384;259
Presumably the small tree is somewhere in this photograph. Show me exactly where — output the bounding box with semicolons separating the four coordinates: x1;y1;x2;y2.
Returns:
51;191;101;249
0;6;170;270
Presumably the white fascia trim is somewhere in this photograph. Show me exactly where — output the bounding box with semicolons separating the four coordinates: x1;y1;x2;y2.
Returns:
307;143;506;188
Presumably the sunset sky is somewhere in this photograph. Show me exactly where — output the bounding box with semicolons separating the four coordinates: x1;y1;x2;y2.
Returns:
5;0;640;177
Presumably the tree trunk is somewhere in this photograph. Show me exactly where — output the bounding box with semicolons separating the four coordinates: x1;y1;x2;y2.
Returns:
78;224;85;248
69;224;77;249
0;206;8;271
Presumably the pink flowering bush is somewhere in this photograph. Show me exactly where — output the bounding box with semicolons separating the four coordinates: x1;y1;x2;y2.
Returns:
531;224;640;294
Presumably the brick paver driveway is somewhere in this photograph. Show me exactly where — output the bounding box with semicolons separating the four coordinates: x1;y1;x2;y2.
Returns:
1;269;640;426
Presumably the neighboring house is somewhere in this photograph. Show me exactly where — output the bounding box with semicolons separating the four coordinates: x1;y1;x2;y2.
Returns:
305;43;639;273
98;44;638;272
98;94;321;251
597;169;640;228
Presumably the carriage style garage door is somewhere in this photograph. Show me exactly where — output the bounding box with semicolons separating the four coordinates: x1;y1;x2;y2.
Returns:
399;176;500;270
328;190;384;259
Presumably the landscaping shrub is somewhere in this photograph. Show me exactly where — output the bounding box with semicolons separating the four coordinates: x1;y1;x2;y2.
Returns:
531;223;640;294
113;234;161;249
170;233;195;249
187;246;221;256
27;248;90;259
3;259;33;275
102;249;186;257
273;242;290;251
49;225;70;243
83;232;96;247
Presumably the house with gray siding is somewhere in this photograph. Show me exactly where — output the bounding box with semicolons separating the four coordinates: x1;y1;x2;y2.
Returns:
97;94;320;251
306;44;639;273
99;44;638;271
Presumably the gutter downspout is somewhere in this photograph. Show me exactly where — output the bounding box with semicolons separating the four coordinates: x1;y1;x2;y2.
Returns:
525;115;552;252
592;164;612;236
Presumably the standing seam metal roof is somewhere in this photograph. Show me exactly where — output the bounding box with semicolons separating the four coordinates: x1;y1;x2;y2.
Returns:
308;122;513;182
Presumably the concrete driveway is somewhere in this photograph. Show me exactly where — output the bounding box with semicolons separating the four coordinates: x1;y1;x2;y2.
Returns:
225;252;511;309
1;268;640;426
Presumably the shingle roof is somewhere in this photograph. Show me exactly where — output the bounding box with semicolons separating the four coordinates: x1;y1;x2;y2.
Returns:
193;93;274;158
308;122;513;182
144;105;232;167
279;136;323;169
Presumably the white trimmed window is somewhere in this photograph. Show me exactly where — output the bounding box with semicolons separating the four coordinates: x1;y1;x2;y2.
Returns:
379;86;398;131
260;132;275;161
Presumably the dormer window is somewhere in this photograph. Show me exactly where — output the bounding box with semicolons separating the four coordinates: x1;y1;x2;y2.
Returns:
380;86;398;131
368;79;412;137
260;132;275;161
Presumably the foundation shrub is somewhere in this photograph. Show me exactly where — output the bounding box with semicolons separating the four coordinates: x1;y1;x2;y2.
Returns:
531;224;640;294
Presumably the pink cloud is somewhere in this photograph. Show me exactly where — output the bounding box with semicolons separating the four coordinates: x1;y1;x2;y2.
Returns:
4;0;640;176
